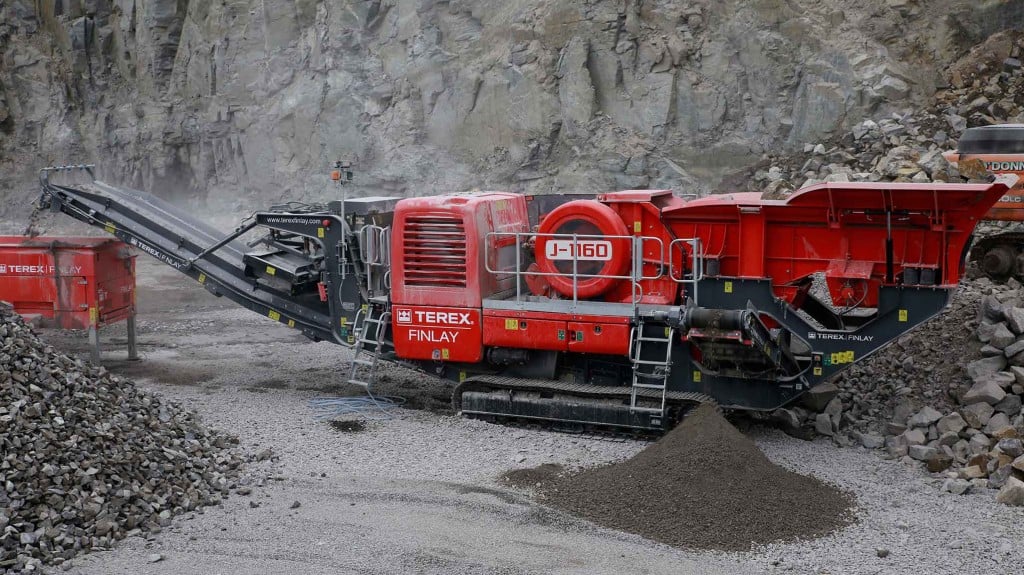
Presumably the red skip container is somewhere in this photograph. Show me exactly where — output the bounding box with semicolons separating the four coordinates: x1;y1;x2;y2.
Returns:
0;236;137;362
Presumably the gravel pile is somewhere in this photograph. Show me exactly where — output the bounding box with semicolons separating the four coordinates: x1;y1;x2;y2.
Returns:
0;304;244;572
540;405;854;551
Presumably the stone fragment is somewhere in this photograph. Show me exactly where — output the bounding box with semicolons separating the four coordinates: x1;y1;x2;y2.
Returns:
1013;454;1024;473
994;394;1022;416
814;413;834;436
1007;307;1024;334
969;433;992;455
943;478;972;495
936;412;967;434
902;428;927;446
961;402;995;428
963;379;1007;405
907;406;943;428
999;438;1024;458
926;452;953;472
960;465;986;479
909;445;937;461
803;382;840;412
996;477;1024;506
965;355;1007;380
990;323;1017;349
854;431;885;449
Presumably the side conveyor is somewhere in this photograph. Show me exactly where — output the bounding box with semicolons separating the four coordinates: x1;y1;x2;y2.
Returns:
38;171;340;343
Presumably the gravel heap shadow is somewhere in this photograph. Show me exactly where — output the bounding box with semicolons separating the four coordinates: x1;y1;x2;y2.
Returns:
0;304;243;572
542;405;855;552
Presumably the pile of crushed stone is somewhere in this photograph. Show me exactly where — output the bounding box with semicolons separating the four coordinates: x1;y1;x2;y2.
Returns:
0;304;243;572
539;405;855;552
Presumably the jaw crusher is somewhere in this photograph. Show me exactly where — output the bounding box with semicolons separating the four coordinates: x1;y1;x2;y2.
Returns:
37;165;1018;431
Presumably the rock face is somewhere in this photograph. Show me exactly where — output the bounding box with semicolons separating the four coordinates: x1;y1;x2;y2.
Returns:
0;0;1020;220
0;304;244;571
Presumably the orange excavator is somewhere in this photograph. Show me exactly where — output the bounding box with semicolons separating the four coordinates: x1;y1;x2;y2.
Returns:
945;124;1024;280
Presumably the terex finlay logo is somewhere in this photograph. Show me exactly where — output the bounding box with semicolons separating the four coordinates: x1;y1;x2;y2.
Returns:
395;308;472;326
0;263;82;275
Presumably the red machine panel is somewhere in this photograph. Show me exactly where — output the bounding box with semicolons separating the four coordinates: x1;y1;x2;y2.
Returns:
391;193;529;308
567;319;631;356
482;310;568;352
0;236;135;329
392;305;482;362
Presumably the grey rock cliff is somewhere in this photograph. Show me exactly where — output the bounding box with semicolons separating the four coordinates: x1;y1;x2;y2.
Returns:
1;0;1021;217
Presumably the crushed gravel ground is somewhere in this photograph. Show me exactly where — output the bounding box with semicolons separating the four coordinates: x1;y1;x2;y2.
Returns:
540;405;855;552
33;258;1024;574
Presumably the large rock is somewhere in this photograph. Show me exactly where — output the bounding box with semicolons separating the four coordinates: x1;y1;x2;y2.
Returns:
907;406;943;428
902;428;927;446
926;452;954;472
961;402;995;428
998;438;1024;458
909;445;937;461
965;356;1008;380
803;382;840;412
814;413;834;436
963;379;1008;405
1006;307;1024;335
996;476;1024;506
936;412;967;434
968;433;992;455
985;412;1014;436
990;323;1017;349
994;394;1022;416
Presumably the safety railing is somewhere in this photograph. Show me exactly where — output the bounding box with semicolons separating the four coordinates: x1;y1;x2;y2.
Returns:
669;237;704;305
484;231;667;309
359;224;391;297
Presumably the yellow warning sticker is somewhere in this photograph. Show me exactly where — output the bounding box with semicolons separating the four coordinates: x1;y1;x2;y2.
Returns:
317;227;325;238
340;317;347;326
693;370;702;383
89;307;98;325
268;310;281;321
287;319;295;328
198;273;206;285
813;367;823;376
347;335;355;344
898;309;908;322
361;304;368;312
504;318;519;330
633;221;642;233
724;281;733;293
104;222;116;234
664;327;671;337
266;266;276;276
459;371;467;382
442;349;450;360
830;351;855;365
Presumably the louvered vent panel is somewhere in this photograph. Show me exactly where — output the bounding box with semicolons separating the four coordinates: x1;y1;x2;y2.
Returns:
402;216;468;287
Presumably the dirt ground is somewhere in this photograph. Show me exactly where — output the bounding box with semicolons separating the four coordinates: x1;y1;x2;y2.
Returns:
38;257;1024;575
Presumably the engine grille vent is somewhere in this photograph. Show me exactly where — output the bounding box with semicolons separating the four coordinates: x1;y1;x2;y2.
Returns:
402;215;468;287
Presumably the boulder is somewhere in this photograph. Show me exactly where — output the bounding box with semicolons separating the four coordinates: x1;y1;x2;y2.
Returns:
907;406;943;428
996;476;1024;506
1004;339;1024;358
803;382;840;412
936;412;967;434
909;445;937;461
963;379;1007;405
990;323;1017;349
943;478;972;495
985;412;1014;436
1007;307;1024;334
1013;454;1024;473
998;438;1024;458
814;413;834;436
926;452;954;472
968;433;992;456
902;428;927;446
853;431;885;449
961;402;995;428
965;355;1007;380
994;394;1022;416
